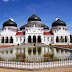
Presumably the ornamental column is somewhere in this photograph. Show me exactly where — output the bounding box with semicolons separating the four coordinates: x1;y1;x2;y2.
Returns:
68;36;70;43
54;36;56;44
25;38;28;43
8;37;10;43
63;36;65;43
4;37;6;43
59;36;61;43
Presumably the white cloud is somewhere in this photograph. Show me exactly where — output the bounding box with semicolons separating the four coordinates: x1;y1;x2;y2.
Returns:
2;0;18;2
2;0;9;2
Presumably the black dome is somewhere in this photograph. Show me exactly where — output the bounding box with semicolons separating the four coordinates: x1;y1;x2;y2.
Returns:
3;19;17;27
20;26;25;30
28;14;41;22
43;25;49;30
52;19;66;27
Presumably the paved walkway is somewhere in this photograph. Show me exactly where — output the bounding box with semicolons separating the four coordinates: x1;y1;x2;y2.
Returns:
0;66;72;72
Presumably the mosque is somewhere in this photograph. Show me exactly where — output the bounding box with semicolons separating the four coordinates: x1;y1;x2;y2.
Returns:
0;12;70;45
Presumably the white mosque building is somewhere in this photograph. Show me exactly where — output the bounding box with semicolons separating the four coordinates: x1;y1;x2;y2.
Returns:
0;12;70;45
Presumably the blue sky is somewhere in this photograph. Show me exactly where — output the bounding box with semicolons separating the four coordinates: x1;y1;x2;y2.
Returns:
0;0;72;34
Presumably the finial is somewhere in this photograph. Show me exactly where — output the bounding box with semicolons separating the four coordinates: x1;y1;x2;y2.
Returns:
58;16;59;19
10;16;14;22
34;11;35;14
10;16;12;19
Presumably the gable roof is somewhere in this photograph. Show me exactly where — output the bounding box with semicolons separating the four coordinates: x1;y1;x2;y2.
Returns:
43;31;53;35
16;32;25;35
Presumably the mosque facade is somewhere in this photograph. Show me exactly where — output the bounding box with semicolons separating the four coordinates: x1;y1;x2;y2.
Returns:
0;13;70;45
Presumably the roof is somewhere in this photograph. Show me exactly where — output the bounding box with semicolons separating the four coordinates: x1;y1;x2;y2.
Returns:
28;14;41;22
43;32;53;35
16;32;25;35
3;19;17;27
52;19;66;27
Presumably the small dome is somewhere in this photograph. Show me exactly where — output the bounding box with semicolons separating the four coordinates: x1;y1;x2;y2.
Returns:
28;14;41;22
52;19;66;27
3;19;17;27
44;26;49;30
20;26;25;30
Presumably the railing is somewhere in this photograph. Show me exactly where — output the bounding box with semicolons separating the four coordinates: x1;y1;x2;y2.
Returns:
0;57;72;70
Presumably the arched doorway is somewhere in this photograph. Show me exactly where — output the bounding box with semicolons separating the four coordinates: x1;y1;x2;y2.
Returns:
10;37;13;43
5;37;8;43
1;37;4;43
28;36;31;43
33;35;36;43
65;36;67;42
61;36;64;42
56;36;59;43
38;36;41;43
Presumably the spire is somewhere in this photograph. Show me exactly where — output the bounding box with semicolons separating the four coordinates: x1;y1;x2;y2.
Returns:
34;11;35;14
55;16;59;21
10;16;12;19
58;16;59;19
10;16;14;22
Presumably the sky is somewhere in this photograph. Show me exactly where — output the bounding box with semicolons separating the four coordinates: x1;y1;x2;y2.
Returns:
0;0;72;34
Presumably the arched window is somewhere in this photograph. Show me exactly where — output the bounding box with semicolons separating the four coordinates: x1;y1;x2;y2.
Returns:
33;35;36;43
65;36;67;42
38;35;41;43
1;37;4;43
56;36;59;43
5;37;8;43
28;35;31;43
10;37;13;43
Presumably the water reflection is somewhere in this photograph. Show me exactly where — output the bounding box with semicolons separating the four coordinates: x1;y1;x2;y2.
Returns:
0;46;71;60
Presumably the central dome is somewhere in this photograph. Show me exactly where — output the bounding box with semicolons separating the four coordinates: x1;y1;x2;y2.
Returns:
28;14;41;22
